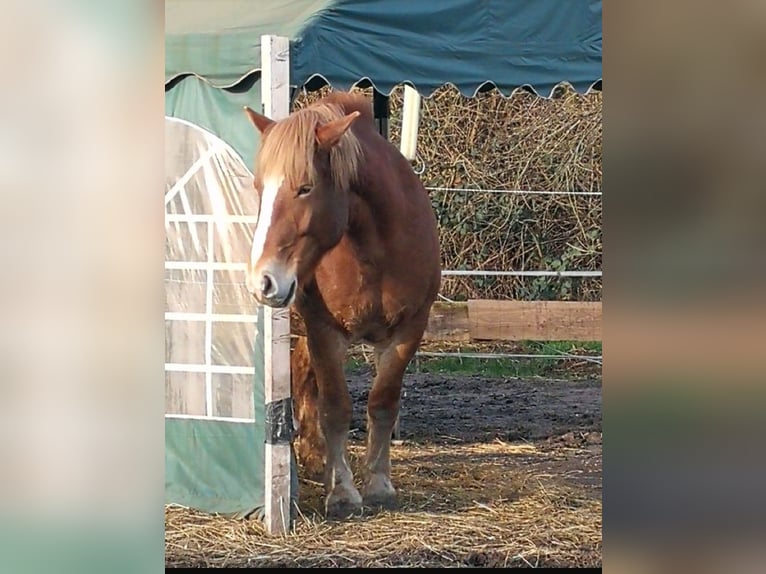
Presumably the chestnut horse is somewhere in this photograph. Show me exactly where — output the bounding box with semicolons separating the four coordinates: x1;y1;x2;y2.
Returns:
244;92;440;518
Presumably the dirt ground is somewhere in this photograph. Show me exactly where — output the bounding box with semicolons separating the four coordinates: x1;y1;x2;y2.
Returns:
165;369;602;568
345;367;603;508
348;367;601;445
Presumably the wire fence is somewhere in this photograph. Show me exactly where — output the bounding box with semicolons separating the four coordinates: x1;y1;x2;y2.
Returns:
425;186;602;197
418;185;602;365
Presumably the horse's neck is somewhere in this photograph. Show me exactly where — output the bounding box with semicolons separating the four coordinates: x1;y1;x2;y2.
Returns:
344;175;395;262
347;186;386;243
344;133;409;249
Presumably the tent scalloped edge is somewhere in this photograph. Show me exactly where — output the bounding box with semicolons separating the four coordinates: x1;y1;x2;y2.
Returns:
165;69;602;100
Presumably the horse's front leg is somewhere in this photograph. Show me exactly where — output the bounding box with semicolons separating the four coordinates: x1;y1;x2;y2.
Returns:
305;327;361;519
364;320;426;509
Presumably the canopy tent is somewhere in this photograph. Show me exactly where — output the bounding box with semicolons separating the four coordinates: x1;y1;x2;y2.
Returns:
166;0;603;163
164;0;602;521
166;0;602;96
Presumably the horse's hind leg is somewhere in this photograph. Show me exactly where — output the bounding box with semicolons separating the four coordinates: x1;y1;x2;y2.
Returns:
290;335;325;480
364;322;425;509
305;328;362;519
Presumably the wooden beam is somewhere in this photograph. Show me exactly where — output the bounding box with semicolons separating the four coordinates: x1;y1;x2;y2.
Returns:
467;300;602;342
261;34;292;536
423;301;470;342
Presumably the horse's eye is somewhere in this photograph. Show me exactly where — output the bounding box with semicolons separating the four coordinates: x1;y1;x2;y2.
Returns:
297;185;313;197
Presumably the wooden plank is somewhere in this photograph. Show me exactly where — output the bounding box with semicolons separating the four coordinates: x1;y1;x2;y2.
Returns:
261;34;293;536
467;300;602;342
423;301;470;342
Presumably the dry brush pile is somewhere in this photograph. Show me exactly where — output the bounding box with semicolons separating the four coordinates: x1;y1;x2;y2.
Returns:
295;84;602;302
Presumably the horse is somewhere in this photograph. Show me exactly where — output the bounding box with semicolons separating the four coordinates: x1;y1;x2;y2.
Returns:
244;91;441;519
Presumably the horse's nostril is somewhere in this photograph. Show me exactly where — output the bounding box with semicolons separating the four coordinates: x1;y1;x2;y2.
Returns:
261;272;277;297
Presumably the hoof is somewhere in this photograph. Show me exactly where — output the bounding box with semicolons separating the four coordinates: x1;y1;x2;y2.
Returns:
325;498;363;520
325;486;363;520
363;491;398;511
362;474;397;510
294;436;325;481
296;452;324;482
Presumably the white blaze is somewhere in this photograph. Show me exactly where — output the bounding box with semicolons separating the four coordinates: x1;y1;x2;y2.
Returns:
250;176;284;269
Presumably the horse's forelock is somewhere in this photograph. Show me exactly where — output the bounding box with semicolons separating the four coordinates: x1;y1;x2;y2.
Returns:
256;103;362;191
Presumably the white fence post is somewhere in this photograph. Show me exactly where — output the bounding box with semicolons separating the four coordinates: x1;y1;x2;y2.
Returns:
400;85;421;161
261;34;293;536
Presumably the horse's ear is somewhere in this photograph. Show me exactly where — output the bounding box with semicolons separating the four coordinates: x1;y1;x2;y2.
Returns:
244;106;275;134
315;111;361;149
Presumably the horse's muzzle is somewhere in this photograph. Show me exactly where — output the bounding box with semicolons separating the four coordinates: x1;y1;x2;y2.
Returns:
247;267;297;308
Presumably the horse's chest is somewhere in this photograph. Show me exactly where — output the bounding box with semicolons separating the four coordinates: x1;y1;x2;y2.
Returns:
314;262;405;342
326;276;384;330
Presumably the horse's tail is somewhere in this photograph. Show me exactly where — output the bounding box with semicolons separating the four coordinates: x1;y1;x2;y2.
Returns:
290;333;325;479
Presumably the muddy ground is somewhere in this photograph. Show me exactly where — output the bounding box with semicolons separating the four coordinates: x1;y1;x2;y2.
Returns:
347;367;602;446
342;367;603;502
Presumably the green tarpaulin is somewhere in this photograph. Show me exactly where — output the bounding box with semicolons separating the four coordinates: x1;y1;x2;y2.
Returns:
166;0;602;97
165;74;262;169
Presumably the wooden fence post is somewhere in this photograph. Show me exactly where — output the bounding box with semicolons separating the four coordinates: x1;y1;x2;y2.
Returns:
261;34;293;536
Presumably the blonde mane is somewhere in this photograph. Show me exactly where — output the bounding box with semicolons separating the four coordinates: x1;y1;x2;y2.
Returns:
256;101;363;192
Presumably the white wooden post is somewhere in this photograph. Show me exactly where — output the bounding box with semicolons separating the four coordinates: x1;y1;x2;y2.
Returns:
400;85;421;161
261;34;293;535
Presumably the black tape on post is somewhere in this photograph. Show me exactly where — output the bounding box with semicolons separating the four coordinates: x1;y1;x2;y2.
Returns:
265;397;294;445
